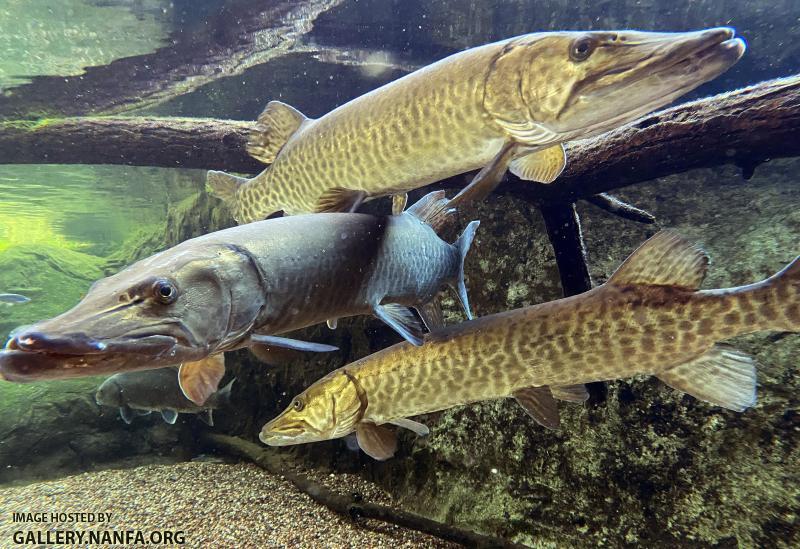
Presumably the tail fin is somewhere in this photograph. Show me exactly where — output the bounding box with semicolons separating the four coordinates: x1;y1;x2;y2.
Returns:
206;170;247;207
450;220;480;320
763;255;800;331
406;191;456;233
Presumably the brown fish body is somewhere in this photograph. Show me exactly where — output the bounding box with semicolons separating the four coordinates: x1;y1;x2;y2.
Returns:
210;29;746;222
261;232;799;457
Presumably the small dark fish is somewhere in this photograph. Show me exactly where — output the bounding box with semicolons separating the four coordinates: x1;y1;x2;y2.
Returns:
0;293;30;304
95;367;233;426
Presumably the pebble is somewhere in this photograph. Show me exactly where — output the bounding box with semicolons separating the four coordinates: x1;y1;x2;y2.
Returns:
0;462;456;548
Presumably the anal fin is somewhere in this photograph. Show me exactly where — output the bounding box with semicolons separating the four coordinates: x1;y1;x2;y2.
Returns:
416;298;444;331
509;144;566;184
373;303;424;346
657;345;757;412
356;423;398;460
315;187;367;213
512;386;560;429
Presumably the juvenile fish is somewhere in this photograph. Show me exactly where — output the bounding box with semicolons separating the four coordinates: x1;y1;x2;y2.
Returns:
261;231;800;460
0;192;477;406
95;367;233;426
208;28;745;223
0;293;30;304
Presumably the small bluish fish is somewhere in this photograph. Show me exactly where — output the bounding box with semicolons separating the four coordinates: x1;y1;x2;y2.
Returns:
261;231;800;460
0;293;30;304
95;367;233;426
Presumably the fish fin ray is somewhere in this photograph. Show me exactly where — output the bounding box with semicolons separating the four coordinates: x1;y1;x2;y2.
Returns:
206;171;247;207
550;384;589;403
405;190;455;232
608;230;709;290
449;220;480;320
373;303;424;346
512;386;560;429
178;354;226;406
387;418;429;436
446;142;516;210
161;409;178;424
416;298;444;331
509;144;566;184
199;409;214;427
356;423;397;460
657;345;757;411
249;334;337;353
247;100;309;163
315;187;368;213
119;405;134;424
392;193;408;215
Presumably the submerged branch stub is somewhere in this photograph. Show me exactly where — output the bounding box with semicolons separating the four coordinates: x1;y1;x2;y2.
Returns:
0;75;797;201
200;433;528;548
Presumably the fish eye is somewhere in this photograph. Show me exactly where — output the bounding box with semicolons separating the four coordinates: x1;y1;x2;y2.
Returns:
292;398;305;412
152;279;178;305
569;36;596;62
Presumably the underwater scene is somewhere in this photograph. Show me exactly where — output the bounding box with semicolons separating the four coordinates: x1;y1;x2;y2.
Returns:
0;0;798;547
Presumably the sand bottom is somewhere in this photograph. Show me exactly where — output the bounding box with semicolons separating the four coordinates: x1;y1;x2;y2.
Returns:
0;461;454;548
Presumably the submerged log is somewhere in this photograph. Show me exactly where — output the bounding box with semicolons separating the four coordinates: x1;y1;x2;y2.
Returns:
0;75;797;203
201;433;527;548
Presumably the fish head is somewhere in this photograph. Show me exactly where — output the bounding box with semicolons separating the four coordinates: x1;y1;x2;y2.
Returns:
260;370;364;446
485;28;745;144
0;243;266;382
95;375;124;407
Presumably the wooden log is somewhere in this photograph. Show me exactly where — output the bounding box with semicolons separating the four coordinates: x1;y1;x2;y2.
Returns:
0;75;797;205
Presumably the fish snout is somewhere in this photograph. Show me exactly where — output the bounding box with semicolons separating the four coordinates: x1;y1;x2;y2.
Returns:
12;330;107;355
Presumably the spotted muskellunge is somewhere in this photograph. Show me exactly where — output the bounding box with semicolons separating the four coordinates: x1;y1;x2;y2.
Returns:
208;28;745;223
261;231;800;460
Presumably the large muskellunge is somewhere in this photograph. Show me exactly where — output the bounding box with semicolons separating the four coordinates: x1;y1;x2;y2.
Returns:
261;232;800;460
208;28;745;222
0;192;477;406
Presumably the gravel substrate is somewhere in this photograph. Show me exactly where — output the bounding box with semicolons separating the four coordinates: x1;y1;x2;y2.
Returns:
0;461;455;548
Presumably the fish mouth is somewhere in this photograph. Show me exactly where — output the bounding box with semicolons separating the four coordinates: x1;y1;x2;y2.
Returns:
0;330;189;382
563;27;745;137
259;419;323;446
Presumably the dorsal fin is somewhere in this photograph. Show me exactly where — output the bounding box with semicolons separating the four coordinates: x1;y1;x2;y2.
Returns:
406;191;456;232
247;101;309;164
607;230;709;290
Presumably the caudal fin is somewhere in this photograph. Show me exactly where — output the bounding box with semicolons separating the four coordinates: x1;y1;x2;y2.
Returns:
206;170;247;207
450;220;480;320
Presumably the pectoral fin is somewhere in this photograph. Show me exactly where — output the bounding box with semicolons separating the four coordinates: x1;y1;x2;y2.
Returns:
447;142;516;209
657;345;756;411
550;384;589;403
387;418;429;437
247;101;309;163
373;303;424;346
179;354;226;406
509;144;566;184
356;423;398;460
315;187;367;213
119;405;134;424
327;318;338;330
392;193;408;215
161;409;178;425
248;334;338;353
512;386;560;429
